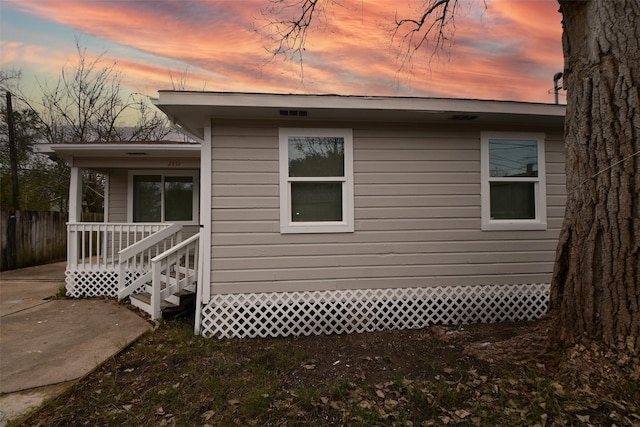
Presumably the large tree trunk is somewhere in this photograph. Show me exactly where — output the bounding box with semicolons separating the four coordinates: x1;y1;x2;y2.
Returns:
551;0;640;354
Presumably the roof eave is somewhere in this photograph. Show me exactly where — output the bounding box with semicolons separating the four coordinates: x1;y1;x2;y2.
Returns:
35;143;202;160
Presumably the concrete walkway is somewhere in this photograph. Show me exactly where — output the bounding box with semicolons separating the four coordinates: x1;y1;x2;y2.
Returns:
0;262;151;426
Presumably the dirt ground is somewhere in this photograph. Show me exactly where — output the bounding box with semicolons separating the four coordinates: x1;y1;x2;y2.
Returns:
20;316;640;426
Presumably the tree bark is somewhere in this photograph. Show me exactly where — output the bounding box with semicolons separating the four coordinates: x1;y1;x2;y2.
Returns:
551;0;640;354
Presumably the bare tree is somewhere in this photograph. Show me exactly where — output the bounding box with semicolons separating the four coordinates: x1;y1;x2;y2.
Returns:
1;41;172;213
265;0;640;357
1;69;68;211
37;42;169;144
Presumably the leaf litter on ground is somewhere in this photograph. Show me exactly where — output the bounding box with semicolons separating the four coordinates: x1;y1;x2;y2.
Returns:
20;316;640;426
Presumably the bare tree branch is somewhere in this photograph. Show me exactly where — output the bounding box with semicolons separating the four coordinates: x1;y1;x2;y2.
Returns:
261;0;462;79
259;0;336;82
392;0;459;71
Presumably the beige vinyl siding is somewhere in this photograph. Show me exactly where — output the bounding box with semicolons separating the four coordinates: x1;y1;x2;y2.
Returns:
209;123;565;296
108;169;128;222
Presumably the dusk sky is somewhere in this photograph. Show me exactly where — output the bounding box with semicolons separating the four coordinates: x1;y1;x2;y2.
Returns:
1;0;565;104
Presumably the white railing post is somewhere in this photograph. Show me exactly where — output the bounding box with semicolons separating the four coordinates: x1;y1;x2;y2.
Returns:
67;224;78;270
151;260;162;320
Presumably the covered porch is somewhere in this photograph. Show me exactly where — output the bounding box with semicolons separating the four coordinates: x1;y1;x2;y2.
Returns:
38;141;203;320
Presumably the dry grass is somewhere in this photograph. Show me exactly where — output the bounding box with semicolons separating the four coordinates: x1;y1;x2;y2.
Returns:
18;317;640;426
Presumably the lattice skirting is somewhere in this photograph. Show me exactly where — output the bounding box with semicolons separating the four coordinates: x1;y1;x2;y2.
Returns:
65;269;145;298
200;283;549;339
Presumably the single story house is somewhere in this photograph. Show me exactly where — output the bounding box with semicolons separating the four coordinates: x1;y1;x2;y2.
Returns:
40;92;566;338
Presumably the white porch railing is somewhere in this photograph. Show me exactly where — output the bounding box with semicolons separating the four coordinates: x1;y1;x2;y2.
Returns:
67;222;171;272
66;221;198;320
117;223;183;300
65;222;182;299
147;233;200;320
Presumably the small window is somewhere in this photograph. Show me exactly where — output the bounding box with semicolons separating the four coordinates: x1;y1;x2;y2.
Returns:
480;132;547;230
129;171;198;224
279;129;354;233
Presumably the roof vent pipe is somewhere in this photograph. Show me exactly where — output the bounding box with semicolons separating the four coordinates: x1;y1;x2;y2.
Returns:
553;72;563;105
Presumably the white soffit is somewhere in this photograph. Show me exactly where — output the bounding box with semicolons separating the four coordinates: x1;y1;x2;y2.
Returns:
36;143;201;159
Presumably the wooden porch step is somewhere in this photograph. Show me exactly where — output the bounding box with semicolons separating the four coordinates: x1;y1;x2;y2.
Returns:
130;292;178;311
165;289;196;313
129;289;196;316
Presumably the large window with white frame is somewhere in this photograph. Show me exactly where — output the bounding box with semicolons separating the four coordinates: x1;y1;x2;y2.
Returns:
480;132;547;230
279;128;354;233
128;171;199;224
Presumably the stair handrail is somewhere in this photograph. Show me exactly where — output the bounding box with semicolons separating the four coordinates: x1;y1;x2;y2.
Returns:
117;223;183;299
149;232;200;320
150;232;200;264
118;223;182;261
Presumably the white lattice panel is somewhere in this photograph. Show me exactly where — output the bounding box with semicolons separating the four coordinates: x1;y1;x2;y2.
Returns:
65;269;145;298
200;284;549;339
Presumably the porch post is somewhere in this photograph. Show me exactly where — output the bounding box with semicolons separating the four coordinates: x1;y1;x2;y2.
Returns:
68;165;83;269
69;165;83;223
194;123;212;335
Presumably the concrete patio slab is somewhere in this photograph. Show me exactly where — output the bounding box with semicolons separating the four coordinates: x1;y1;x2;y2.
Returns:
0;262;66;316
0;262;151;426
1;298;150;393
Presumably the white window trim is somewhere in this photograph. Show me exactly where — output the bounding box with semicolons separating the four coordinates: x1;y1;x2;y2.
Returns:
127;170;200;225
480;132;547;231
279;128;354;234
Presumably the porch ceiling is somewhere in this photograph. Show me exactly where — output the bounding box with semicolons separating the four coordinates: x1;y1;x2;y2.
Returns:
154;91;566;141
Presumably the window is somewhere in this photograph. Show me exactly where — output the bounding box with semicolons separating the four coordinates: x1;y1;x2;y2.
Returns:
480;132;547;230
279;128;354;233
129;171;199;224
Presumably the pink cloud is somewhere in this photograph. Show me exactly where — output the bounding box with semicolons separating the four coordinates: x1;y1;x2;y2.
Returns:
4;0;564;103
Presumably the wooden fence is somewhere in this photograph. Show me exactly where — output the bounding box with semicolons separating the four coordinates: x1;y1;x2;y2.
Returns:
1;210;67;271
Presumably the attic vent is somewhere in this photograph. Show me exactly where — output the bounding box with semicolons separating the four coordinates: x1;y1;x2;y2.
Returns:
280;110;308;117
449;114;478;121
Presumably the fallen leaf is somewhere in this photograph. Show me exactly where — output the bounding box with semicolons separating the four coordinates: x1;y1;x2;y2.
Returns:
455;409;471;419
384;399;398;408
303;364;316;370
358;400;373;409
551;382;565;396
201;410;215;420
